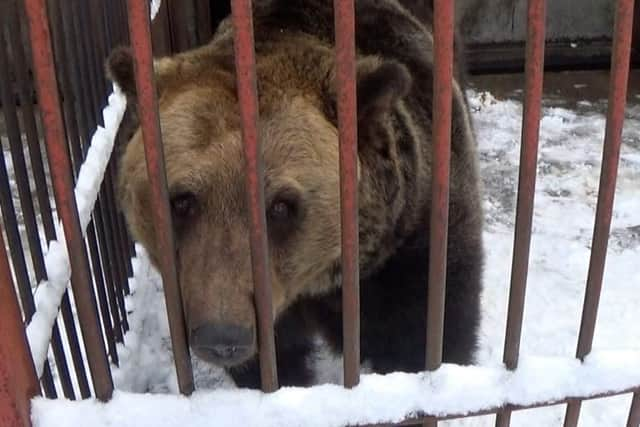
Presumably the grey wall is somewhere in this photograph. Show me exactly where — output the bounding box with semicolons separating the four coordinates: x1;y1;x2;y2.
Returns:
457;0;615;44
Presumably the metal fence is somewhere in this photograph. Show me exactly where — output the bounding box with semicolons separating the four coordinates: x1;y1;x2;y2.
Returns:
0;0;638;426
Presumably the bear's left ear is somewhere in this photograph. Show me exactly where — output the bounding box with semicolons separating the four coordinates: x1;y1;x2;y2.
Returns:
324;57;412;125
355;58;412;122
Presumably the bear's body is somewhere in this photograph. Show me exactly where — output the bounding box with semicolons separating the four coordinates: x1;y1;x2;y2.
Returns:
109;0;483;389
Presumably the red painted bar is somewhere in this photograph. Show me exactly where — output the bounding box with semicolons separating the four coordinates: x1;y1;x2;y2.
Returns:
628;392;640;427
425;3;455;424
24;0;113;401
563;0;635;425
229;0;279;392
333;0;361;389
126;0;194;395
0;231;40;427
495;1;546;425
426;0;454;371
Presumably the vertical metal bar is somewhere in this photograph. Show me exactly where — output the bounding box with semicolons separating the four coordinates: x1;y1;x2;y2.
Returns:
0;134;56;399
150;0;172;55
166;0;196;51
126;0;194;395
628;393;640;427
563;0;635;425
0;230;40;427
93;202;126;342
426;0;454;370
43;0;93;398
55;0;121;370
56;0;93;144
229;0;278;393
87;0;132;331
85;221;119;365
425;1;455;424
69;0;102;130
495;1;546;425
333;0;360;389
24;0;114;401
194;0;212;44
88;0;110;100
51;0;120;376
0;7;75;399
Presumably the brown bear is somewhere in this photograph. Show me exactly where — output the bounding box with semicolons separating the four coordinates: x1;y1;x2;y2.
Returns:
107;0;484;389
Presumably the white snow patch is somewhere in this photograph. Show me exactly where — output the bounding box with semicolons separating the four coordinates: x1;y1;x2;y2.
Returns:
26;86;127;379
31;351;640;427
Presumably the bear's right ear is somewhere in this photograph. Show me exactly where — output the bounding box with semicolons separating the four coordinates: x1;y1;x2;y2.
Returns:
106;46;138;101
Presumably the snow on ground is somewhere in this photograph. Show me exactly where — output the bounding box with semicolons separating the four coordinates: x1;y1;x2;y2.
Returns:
30;88;640;426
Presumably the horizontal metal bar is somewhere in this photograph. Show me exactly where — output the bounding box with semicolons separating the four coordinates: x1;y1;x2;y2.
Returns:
365;386;640;426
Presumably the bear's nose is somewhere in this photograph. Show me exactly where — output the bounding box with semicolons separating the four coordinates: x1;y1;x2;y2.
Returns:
190;323;254;366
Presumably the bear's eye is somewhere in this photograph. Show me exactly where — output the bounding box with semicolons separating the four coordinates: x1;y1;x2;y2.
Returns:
170;192;198;228
266;190;303;243
269;200;293;222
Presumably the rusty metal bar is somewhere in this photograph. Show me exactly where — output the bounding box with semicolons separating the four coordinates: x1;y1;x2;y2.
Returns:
56;0;123;362
85;0;109;101
629;393;640;427
166;0;196;51
333;0;360;389
0;13;74;400
426;0;454;370
56;0;93;143
86;221;119;365
69;0;102;130
494;1;546;425
424;2;455;423
108;168;133;312
24;0;114;400
93;205;126;343
126;0;194;395
0;133;56;399
70;0;130;340
0;230;41;427
49;31;120;367
46;0;96;398
563;0;635;425
230;0;279;393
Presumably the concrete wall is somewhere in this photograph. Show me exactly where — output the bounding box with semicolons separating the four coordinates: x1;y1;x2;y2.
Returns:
457;0;615;44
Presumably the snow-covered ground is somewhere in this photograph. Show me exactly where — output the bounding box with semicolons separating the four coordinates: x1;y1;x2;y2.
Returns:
27;86;640;426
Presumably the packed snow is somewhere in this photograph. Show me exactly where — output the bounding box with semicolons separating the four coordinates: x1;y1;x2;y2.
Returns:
25;86;127;379
29;350;640;427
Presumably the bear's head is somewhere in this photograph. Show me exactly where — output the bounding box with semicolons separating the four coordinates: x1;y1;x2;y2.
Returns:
106;39;411;367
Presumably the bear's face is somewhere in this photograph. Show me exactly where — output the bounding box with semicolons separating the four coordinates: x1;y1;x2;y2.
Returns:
108;43;411;367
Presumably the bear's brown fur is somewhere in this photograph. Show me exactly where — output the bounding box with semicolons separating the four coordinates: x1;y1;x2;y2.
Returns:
108;0;483;389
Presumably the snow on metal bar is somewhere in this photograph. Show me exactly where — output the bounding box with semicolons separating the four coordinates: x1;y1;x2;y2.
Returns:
25;0;163;379
150;0;162;20
31;351;640;427
26;86;127;378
